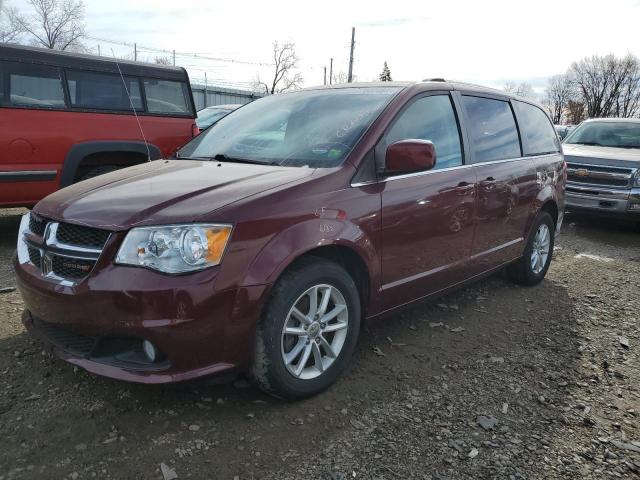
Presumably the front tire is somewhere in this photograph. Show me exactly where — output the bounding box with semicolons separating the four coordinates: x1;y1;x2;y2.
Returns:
250;257;361;399
507;212;555;286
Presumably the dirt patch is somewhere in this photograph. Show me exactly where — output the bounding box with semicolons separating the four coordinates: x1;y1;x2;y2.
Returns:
0;212;638;479
0;208;26;289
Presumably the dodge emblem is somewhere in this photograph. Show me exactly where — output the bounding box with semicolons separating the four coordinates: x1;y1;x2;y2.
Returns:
41;254;52;275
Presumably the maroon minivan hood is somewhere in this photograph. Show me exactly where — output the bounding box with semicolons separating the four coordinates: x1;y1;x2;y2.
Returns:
35;160;315;229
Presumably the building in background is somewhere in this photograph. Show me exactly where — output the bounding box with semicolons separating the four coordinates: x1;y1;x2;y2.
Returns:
190;82;262;111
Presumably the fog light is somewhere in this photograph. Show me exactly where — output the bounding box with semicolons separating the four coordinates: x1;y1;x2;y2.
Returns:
142;340;159;362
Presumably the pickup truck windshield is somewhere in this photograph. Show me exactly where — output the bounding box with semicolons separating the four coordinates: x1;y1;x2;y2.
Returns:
565;121;640;148
178;87;401;168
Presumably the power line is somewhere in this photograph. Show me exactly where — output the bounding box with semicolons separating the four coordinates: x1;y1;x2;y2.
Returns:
86;35;274;66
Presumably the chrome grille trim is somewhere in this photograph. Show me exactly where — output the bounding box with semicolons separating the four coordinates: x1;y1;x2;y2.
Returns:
21;213;111;285
566;162;637;189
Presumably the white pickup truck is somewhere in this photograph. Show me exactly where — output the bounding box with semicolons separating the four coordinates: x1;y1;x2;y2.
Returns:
564;118;640;222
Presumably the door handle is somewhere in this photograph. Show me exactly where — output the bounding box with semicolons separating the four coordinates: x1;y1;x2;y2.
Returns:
480;177;496;191
455;181;474;195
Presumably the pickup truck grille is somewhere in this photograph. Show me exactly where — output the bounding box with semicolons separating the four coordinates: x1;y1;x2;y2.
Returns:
566;162;635;188
23;214;111;283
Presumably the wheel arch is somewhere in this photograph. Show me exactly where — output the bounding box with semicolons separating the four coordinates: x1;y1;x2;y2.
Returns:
239;219;379;318
539;199;559;226
287;244;371;316
60;141;161;187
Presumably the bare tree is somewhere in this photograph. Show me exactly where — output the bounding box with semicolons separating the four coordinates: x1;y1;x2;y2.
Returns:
544;74;575;124
613;55;640;118
8;0;85;51
566;99;586;125
331;71;351;84
256;41;303;94
569;53;640;118
0;2;24;43
503;81;537;100
154;56;172;66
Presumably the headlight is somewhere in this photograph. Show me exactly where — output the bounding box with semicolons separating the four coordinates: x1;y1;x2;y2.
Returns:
116;224;232;274
634;170;640;187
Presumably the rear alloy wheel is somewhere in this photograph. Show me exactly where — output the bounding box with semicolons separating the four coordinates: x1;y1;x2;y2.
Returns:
250;257;360;399
530;223;551;275
507;211;555;286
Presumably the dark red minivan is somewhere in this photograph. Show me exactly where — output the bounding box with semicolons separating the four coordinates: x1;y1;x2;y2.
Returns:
15;80;565;399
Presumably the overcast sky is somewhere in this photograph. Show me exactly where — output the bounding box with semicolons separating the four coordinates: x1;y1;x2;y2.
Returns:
10;0;640;93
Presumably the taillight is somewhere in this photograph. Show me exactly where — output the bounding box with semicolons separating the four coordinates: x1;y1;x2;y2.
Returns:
192;123;200;137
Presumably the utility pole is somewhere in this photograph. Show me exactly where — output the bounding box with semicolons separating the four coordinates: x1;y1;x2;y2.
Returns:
329;58;333;85
347;27;355;83
172;49;176;67
204;72;208;108
134;43;137;61
97;44;101;56
324;66;327;86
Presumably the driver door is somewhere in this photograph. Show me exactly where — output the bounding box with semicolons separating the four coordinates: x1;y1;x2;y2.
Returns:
379;93;477;309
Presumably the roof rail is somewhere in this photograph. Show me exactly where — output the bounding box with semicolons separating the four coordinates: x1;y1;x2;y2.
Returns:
423;78;446;82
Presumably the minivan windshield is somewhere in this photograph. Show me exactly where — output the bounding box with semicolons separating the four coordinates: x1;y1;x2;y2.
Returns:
178;87;401;168
196;107;233;130
564;121;640;148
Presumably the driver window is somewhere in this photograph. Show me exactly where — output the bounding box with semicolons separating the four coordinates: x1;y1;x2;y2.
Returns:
384;95;463;170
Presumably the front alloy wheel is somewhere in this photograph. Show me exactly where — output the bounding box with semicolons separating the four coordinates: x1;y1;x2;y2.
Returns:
250;257;360;399
281;284;349;379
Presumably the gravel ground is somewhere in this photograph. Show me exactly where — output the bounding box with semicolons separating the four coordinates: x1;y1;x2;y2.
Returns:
0;210;638;480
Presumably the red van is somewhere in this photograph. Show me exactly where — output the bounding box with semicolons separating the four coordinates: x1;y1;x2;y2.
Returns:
0;43;198;207
15;81;565;399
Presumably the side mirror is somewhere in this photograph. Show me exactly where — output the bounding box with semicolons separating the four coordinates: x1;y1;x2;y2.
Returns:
385;139;437;175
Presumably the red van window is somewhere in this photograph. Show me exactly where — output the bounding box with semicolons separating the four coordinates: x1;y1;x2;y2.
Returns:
67;70;143;111
4;62;65;108
143;79;190;114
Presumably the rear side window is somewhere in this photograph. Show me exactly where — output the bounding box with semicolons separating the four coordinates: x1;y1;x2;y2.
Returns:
384;95;463;170
461;96;521;163
513;101;560;155
1;62;65;108
66;70;142;111
143;79;190;114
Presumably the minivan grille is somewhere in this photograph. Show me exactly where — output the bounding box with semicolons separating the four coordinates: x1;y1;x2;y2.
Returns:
56;223;111;249
28;246;41;266
51;256;95;279
23;214;111;283
29;214;47;237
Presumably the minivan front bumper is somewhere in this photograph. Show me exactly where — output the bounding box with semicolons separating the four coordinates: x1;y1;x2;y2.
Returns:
566;183;640;218
15;258;269;384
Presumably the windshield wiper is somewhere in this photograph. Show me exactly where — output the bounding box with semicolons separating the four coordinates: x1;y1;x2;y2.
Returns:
212;154;279;166
571;141;604;146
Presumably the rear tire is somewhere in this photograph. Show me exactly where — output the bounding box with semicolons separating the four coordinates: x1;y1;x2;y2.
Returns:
507;212;555;286
249;257;361;399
